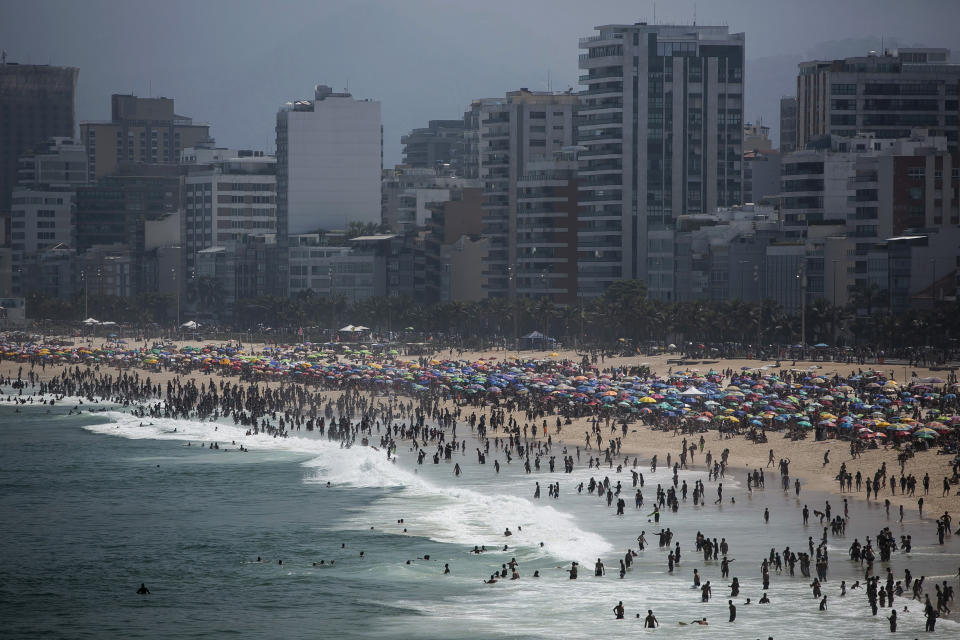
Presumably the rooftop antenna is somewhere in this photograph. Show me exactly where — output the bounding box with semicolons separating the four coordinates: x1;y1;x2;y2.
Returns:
693;2;697;25
547;69;552;92
653;0;656;24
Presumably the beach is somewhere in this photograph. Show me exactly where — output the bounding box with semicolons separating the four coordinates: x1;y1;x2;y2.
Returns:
4;340;957;518
2;338;959;638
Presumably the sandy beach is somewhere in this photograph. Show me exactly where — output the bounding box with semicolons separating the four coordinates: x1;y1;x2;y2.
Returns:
4;339;959;519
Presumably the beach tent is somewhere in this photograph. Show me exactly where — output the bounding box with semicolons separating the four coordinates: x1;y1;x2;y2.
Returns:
181;320;199;329
518;331;555;350
680;386;706;396
82;318;100;325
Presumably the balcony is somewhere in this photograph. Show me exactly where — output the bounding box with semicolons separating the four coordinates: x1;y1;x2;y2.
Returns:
579;71;624;83
576;114;623;127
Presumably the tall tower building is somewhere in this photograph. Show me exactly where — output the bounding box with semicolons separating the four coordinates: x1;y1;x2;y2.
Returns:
79;94;210;180
796;48;960;153
0;62;78;212
275;84;382;237
473;89;578;299
779;96;798;152
577;23;745;300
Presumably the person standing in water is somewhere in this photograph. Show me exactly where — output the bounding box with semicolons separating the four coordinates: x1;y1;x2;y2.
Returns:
136;583;150;595
644;609;659;628
613;601;625;619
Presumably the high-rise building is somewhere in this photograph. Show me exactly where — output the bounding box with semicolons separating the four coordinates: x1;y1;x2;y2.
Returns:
276;85;382;237
577;23;745;300
401;119;466;173
473;89;578;299
181;145;277;273
79;94;210;180
8;137;87;296
515;149;580;305
75;166;181;296
796;48;960;153
742;149;780;204
424;187;486;303
0;62;78;212
779;96;798;152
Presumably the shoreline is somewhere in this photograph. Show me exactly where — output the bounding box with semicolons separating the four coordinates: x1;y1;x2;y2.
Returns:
2;344;959;521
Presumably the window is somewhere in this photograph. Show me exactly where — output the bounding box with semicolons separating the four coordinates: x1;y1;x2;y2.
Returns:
907;167;925;179
529;111;546;119
831;83;857;95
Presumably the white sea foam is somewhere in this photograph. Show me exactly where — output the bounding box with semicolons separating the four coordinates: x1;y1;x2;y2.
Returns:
84;411;612;562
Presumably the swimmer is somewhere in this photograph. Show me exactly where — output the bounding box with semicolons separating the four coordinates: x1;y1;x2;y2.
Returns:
644;609;659;628
613;601;625;619
136;583;150;595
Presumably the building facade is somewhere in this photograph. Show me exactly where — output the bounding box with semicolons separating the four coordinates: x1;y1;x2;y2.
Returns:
182;148;277;273
276;85;382;237
516;150;580;305
401;119;466;173
473;89;578;299
796;48;960;153
0;62;78;212
577;23;745;300
779;96;798;153
80;94;210;180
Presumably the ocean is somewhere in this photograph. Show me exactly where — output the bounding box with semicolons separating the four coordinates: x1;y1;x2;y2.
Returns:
1;395;959;639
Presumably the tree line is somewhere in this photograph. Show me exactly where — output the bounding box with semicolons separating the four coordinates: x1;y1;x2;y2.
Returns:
22;279;960;351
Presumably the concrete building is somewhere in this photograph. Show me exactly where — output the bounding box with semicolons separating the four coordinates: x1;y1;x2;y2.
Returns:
80;94;210;180
401;119;466;173
743;149;781;204
424;187;487;303
75;166;181;295
473;89;578;299
182;146;277;273
194;236;279;309
866;230;960;312
382;166;447;232
744;122;773;152
8;137;87;295
381;166;479;234
780;96;798;153
577;23;745;300
16;137;87;187
9;187;75;295
287;238;374;301
276;85;382;236
0;62;78;212
516;149;580;305
796;48;960;153
781;130;956;301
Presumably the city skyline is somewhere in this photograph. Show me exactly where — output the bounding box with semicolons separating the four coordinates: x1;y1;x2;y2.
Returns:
3;0;959;165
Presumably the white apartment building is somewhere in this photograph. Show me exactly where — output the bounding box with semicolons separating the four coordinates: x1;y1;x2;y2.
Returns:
182;149;277;273
276;85;382;236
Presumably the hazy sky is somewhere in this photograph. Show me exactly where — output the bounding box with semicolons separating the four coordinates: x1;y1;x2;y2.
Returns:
3;0;959;165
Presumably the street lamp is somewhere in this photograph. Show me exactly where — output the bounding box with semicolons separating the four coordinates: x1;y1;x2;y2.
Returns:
797;264;807;360
506;264;518;348
929;258;937;301
171;267;180;327
80;269;88;319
